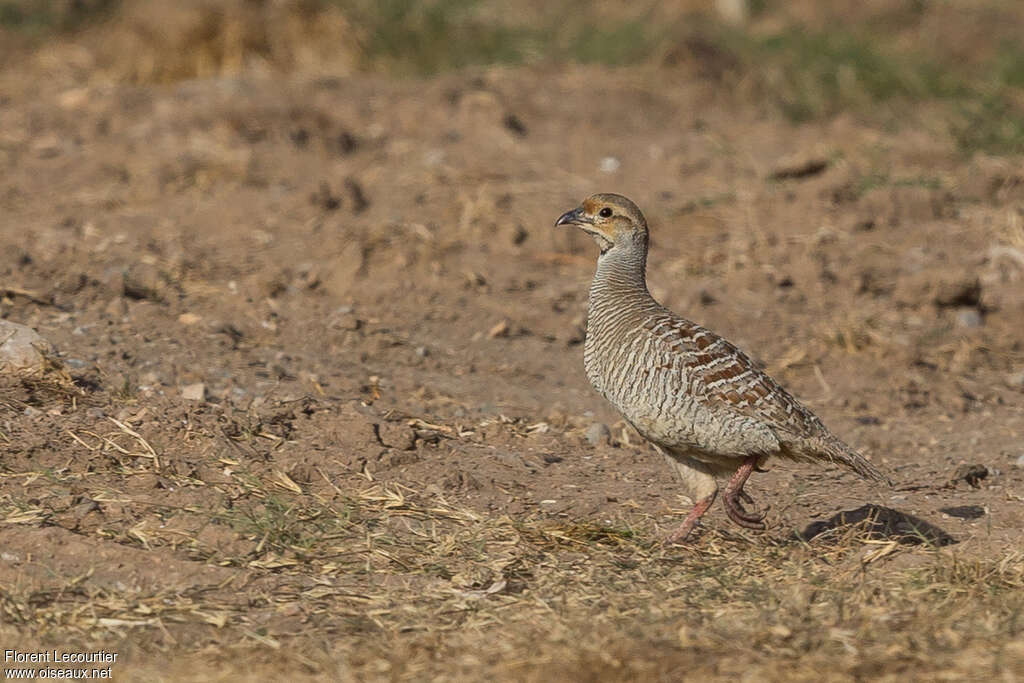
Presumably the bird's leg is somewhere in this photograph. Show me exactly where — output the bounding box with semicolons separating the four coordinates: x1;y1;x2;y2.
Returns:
722;455;768;530
666;489;717;544
660;451;720;544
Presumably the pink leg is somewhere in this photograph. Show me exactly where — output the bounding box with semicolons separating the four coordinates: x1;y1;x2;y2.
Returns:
722;455;768;530
666;489;718;544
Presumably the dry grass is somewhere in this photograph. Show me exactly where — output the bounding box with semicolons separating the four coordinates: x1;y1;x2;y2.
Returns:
1;3;1022;680
2;460;1022;680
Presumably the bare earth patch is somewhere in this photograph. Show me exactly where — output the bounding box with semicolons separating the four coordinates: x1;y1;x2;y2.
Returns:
1;58;1023;680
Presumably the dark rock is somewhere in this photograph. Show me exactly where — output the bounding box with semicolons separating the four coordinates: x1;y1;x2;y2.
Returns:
948;464;988;488
934;278;981;308
503;113;527;137
940;505;986;520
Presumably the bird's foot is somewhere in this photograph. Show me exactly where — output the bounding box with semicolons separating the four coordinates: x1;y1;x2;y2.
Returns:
723;454;769;530
723;489;768;529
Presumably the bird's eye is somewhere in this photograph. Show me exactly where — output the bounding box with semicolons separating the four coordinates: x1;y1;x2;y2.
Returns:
599;207;613;218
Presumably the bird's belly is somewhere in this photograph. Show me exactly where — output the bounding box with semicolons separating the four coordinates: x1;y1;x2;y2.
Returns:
591;362;700;449
586;352;773;460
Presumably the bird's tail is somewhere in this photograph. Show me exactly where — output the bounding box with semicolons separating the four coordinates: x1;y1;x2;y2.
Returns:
819;436;892;486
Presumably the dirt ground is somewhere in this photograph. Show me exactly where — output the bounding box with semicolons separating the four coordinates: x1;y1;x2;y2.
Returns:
2;21;1024;682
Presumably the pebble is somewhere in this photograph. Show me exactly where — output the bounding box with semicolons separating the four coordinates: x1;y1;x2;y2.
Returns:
715;0;749;24
1006;370;1024;390
181;383;206;401
585;422;611;446
1014;455;1024;469
0;321;53;372
955;307;982;328
599;156;621;173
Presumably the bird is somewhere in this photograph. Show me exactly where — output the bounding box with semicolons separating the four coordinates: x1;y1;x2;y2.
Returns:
555;193;891;543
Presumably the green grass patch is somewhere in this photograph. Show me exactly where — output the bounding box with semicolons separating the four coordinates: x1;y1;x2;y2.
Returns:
0;0;117;36
332;0;663;74
704;21;1024;154
339;0;542;74
565;18;657;66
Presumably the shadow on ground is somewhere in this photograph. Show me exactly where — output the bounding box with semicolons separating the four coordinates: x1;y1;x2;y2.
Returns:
797;504;957;546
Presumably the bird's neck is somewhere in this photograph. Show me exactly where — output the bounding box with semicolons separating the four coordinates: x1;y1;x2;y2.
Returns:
589;244;655;313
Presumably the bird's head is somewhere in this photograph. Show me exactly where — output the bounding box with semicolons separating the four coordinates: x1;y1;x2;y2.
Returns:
555;193;648;254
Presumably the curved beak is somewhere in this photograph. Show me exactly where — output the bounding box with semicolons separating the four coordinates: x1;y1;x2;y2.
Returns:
555;206;587;227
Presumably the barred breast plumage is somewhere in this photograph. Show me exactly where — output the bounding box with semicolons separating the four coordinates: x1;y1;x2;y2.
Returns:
556;193;890;543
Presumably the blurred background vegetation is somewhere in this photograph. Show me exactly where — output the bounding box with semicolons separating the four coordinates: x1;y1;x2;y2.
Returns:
2;0;1023;154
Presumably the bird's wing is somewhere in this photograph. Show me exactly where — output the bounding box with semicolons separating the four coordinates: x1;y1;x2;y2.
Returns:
642;312;826;440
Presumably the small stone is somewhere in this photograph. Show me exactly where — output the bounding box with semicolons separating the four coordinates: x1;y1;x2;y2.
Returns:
181;383;206;401
1006;371;1024;390
376;422;417;451
585;422;611;446
415;346;429;357
0;321;53;372
122;263;167;302
178;312;202;325
599;156;621;173
715;0;749;24
1013;455;1024;469
955;307;982;328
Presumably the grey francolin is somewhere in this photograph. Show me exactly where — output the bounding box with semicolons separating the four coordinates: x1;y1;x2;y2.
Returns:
556;193;890;543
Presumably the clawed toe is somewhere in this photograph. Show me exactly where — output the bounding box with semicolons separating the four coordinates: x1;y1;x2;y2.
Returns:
723;493;768;529
721;454;770;531
723;480;769;528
